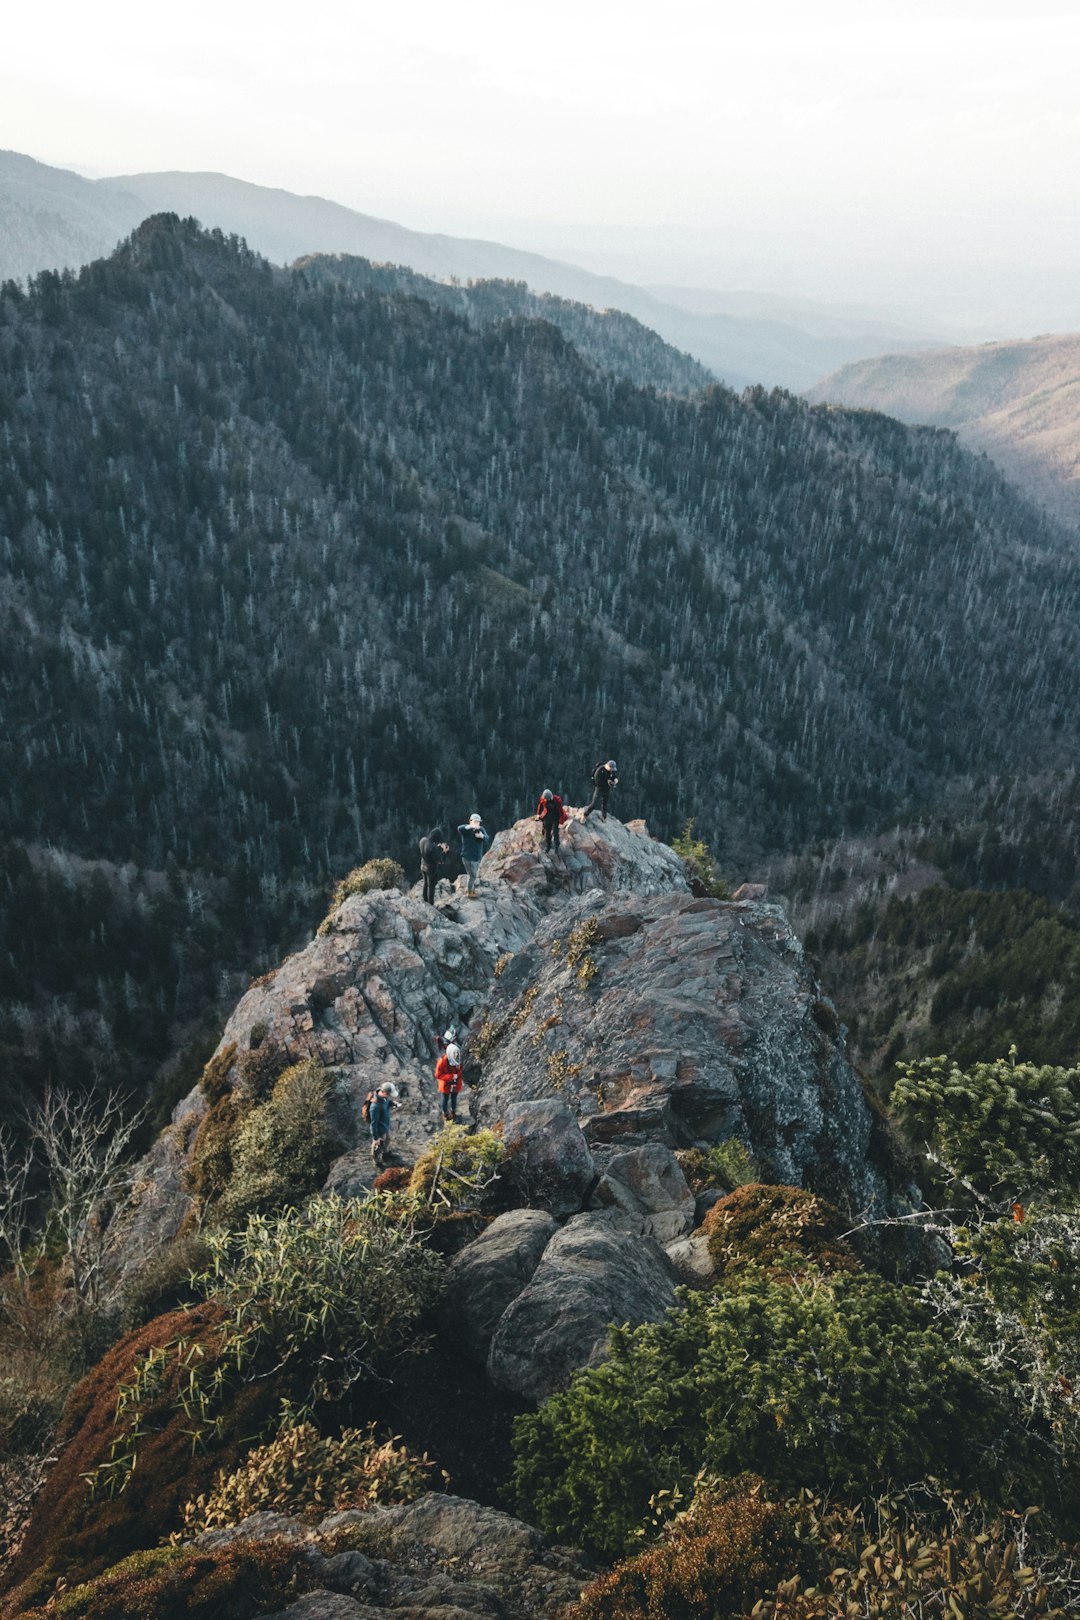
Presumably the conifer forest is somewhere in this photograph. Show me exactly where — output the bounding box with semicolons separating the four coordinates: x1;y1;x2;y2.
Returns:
4;213;1080;1113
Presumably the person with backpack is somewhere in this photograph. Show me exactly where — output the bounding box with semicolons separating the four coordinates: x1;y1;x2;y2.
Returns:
435;1041;463;1122
418;827;450;906
457;813;490;896
365;1082;398;1168
536;788;568;854
583;760;619;822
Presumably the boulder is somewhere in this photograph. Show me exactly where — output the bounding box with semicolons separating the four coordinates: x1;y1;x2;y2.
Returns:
593;1142;695;1243
501;1098;594;1219
487;1210;678;1402
439;1209;558;1362
664;1232;716;1285
483;813;690;901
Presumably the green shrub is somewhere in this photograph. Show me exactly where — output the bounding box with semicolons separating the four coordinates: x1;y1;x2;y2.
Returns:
16;1538;303;1620
319;859;407;932
512;1270;1019;1555
677;1138;759;1194
926;1207;1080;1512
571;1476;803;1620
217;1060;336;1225
672;820;730;899
701;1184;858;1279
186;1090;253;1210
408;1125;506;1213
193;1193;446;1406
4;1199;445;1604
180;1419;440;1531
891;1047;1080;1198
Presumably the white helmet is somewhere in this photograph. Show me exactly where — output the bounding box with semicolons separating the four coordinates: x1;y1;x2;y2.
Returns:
445;1043;461;1065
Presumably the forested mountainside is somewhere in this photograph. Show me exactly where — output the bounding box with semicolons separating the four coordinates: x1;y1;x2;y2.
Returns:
4;212;1080;1117
810;333;1080;529
765;769;1080;1085
295;254;713;395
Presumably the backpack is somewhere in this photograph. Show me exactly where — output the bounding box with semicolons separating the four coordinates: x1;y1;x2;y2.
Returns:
361;1089;376;1124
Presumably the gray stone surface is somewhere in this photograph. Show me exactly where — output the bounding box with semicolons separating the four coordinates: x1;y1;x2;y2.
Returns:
487;1210;678;1402
439;1209;558;1362
473;888;917;1222
227;1496;591;1620
111;809;917;1286
593;1142;695;1243
501;1099;594;1219
664;1231;716;1284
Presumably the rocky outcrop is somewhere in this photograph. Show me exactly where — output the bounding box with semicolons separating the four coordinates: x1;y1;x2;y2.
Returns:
113;809;915;1329
472;887;910;1221
486;1210;679;1403
194;1495;591;1620
112;815;690;1269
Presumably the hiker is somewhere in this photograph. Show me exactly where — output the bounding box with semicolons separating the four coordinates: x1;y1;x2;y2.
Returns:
367;1082;398;1168
457;812;490;896
419;827;450;905
536;788;568;853
583;760;619;821
435;1040;463;1122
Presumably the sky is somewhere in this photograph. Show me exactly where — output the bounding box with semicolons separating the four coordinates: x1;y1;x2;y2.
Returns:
5;0;1080;322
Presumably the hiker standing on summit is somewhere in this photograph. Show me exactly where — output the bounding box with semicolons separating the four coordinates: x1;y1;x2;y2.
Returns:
536;788;568;853
584;760;619;822
418;827;449;905
457;813;490;896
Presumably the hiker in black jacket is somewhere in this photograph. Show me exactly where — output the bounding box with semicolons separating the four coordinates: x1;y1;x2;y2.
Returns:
419;827;449;905
583;760;619;822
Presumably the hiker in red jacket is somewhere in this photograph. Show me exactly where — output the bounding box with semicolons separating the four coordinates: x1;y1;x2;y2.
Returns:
435;1041;463;1122
536;788;568;854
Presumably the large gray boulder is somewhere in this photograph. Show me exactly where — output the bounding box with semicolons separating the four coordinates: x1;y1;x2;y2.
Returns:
487;1210;678;1402
439;1208;558;1362
501;1098;595;1218
215;1495;591;1620
593;1142;696;1243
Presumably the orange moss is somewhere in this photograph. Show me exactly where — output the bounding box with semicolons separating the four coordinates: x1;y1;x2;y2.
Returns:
16;1538;303;1620
1;1306;280;1611
700;1184;858;1281
570;1477;804;1620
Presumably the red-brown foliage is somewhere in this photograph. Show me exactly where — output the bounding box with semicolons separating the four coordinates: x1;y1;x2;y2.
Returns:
570;1477;804;1620
700;1183;858;1280
1;1305;280;1613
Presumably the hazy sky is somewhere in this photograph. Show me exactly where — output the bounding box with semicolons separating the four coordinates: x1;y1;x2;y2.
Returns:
6;0;1080;304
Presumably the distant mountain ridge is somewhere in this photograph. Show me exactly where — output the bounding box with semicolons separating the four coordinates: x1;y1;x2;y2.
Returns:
810;334;1080;528
1;149;944;390
294;254;713;395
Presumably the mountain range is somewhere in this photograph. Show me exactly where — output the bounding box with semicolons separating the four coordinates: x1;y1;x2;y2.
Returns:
811;334;1080;529
3;214;1080;1123
0;148;947;391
